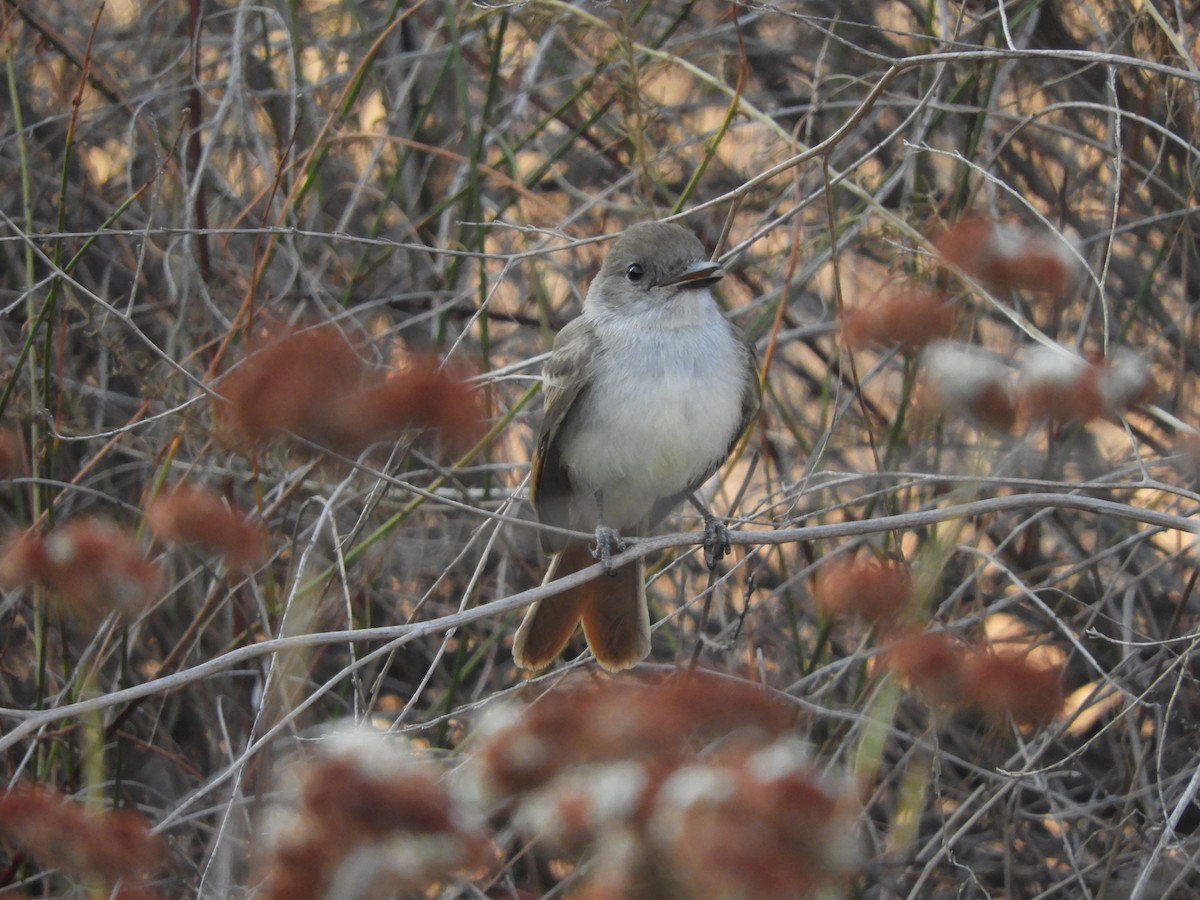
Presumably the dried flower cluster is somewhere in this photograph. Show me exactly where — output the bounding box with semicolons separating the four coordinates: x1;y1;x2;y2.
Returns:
842;218;1079;353
465;673;859;898
0;517;161;623
466;673;794;801
917;340;1019;432
814;552;913;624
842;284;956;350
145;484;264;570
0;784;164;894
841;216;1153;433
812;555;1064;726
1019;345;1153;424
881;629;1065;727
0;428;22;476
217;323;482;452
933;217;1080;296
642;740;861;899
258;729;488;900
917;339;1153;431
257;679;859;898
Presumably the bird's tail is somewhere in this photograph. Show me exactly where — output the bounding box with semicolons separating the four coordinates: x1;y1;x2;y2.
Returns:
512;538;649;672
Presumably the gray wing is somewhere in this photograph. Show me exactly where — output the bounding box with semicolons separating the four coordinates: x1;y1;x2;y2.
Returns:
646;323;760;527
530;317;599;554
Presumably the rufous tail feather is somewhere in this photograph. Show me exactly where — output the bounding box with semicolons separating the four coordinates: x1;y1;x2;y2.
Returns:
580;557;648;671
513;539;650;671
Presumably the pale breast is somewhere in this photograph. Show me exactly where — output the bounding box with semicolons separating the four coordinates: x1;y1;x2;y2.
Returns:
558;302;747;529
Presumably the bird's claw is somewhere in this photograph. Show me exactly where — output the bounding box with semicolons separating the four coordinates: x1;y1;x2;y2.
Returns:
592;526;627;576
702;517;732;570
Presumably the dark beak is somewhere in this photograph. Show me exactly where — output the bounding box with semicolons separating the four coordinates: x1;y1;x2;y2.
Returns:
663;260;724;289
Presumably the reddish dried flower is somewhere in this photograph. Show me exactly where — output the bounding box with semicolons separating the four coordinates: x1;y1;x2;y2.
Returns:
146;485;264;570
514;760;655;851
0;518;161;622
961;651;1065;727
1018;347;1105;423
218;324;365;443
0;527;48;587
466;673;793;804
570;832;653;900
217;324;482;452
303;757;461;837
815;553;912;624
842;284;956;350
508;737;859;899
919;340;1018;432
0;428;23;476
651;741;858;898
0;784;164;888
316;359;484;451
882;630;1064;729
465;677;861;898
259;729;488;900
933;217;1079;296
880;629;970;709
1020;346;1153;424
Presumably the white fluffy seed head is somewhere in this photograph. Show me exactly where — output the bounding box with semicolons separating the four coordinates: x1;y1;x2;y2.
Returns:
514;761;647;844
1020;345;1087;389
922;340;1013;408
1097;348;1151;411
746;738;811;783
647;764;734;845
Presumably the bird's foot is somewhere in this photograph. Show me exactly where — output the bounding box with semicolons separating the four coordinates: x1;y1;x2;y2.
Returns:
592;525;627;576
702;516;732;570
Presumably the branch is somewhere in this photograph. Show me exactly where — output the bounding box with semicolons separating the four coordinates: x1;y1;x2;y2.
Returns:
0;492;1190;751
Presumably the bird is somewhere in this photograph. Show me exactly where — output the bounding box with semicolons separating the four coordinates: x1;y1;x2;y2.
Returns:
513;221;760;671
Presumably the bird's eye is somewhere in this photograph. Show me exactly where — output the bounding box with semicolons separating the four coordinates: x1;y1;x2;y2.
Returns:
626;263;645;283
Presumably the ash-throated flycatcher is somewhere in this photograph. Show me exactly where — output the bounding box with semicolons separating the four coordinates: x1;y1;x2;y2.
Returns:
513;221;760;672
